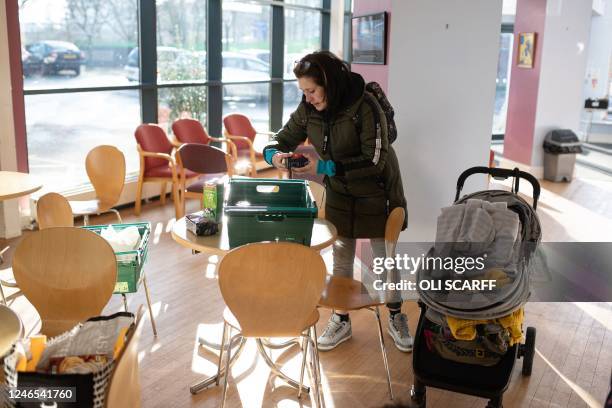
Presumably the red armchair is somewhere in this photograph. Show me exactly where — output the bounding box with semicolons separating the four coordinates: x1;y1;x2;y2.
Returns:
134;124;198;218
223;113;275;177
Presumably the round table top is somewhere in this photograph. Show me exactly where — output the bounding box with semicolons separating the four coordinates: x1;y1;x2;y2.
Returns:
172;216;337;255
0;171;42;201
0;305;22;357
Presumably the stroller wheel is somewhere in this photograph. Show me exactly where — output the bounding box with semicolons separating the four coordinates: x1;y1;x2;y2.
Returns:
410;385;426;408
522;326;536;376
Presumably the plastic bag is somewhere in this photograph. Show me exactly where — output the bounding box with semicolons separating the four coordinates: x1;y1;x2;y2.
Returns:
100;225;140;252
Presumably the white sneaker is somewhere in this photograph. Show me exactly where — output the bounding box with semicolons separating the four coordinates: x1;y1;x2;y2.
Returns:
317;314;352;351
388;313;413;352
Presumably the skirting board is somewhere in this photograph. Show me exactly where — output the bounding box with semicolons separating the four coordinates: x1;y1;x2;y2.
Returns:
496;155;544;179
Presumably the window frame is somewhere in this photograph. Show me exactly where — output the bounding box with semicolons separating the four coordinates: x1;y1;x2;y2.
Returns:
492;23;514;142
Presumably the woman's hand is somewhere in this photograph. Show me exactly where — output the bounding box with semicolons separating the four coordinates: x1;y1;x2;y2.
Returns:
291;154;318;176
271;152;293;172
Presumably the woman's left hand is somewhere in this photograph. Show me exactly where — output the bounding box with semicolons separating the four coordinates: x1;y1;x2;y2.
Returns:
291;154;318;176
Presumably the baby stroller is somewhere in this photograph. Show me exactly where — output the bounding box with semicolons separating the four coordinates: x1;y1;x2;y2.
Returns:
411;167;540;408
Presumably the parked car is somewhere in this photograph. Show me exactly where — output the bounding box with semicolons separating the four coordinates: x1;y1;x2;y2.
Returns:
25;41;83;76
21;47;42;77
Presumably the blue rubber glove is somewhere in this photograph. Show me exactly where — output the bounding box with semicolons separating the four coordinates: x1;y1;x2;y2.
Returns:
264;148;279;165
316;160;336;176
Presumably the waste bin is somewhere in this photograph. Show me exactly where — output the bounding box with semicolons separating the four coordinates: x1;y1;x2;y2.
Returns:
543;129;582;182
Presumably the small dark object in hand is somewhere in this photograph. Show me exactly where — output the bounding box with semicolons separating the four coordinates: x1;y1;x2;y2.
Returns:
287;153;309;169
186;210;219;236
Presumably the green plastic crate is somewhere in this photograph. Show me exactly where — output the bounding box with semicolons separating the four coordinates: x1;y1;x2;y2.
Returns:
82;222;151;294
225;178;317;248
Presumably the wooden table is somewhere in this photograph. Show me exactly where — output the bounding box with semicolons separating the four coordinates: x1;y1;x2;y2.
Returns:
0;171;42;201
171;216;337;256
0;172;42;301
171;215;337;395
0;305;22;357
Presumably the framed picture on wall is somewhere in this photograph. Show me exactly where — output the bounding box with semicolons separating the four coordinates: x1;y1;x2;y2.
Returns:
351;12;387;65
517;32;536;68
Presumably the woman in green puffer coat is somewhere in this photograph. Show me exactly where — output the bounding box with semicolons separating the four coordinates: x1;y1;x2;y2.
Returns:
263;51;412;352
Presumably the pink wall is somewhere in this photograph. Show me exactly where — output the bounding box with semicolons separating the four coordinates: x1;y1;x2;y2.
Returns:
351;0;392;93
503;0;547;165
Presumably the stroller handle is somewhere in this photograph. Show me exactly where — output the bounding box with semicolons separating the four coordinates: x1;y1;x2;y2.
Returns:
455;166;541;210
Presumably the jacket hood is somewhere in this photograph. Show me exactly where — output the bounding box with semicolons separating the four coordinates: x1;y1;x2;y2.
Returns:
338;72;365;112
305;72;366;119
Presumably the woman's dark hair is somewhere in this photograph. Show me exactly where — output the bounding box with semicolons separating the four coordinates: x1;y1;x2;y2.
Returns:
293;51;353;114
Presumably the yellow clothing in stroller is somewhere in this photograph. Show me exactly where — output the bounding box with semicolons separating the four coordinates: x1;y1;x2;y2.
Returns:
446;308;524;346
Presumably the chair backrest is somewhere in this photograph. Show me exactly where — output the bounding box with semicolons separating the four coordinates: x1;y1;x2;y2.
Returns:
105;306;145;408
177;143;230;175
86;145;126;209
223;114;256;150
384;207;405;257
134;124;174;170
13;227;117;337
36;192;74;229
172;118;211;145
218;242;326;338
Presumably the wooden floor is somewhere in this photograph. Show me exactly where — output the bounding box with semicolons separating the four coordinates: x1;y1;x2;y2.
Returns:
1;166;611;408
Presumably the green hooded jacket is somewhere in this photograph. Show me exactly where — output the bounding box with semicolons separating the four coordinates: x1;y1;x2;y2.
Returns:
265;73;407;238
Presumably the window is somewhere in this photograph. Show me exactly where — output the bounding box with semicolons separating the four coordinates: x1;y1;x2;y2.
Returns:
25;91;140;192
492;0;516;139
222;1;271;126
20;0;138;90
16;0;331;193
157;0;207;83
492;32;514;136
284;0;322;7
283;7;322;123
19;0;139;193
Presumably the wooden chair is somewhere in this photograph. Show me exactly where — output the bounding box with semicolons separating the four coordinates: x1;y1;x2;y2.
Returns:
176;143;234;217
69;145;125;225
0;193;77;306
36;193;157;337
134;124;198;219
217;242;327;408
12;227;117;337
318;207;406;400
223;113;275;177
36;192;74;229
105;306;145;408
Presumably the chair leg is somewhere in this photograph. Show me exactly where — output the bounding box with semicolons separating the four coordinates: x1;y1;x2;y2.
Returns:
309;325;324;408
110;208;122;224
0;283;6;305
221;333;240;408
215;322;229;386
249;153;258;177
372;306;394;400
171;182;182;219
142;275;157;336
160;182;167;205
298;332;310;399
135;176;144;215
